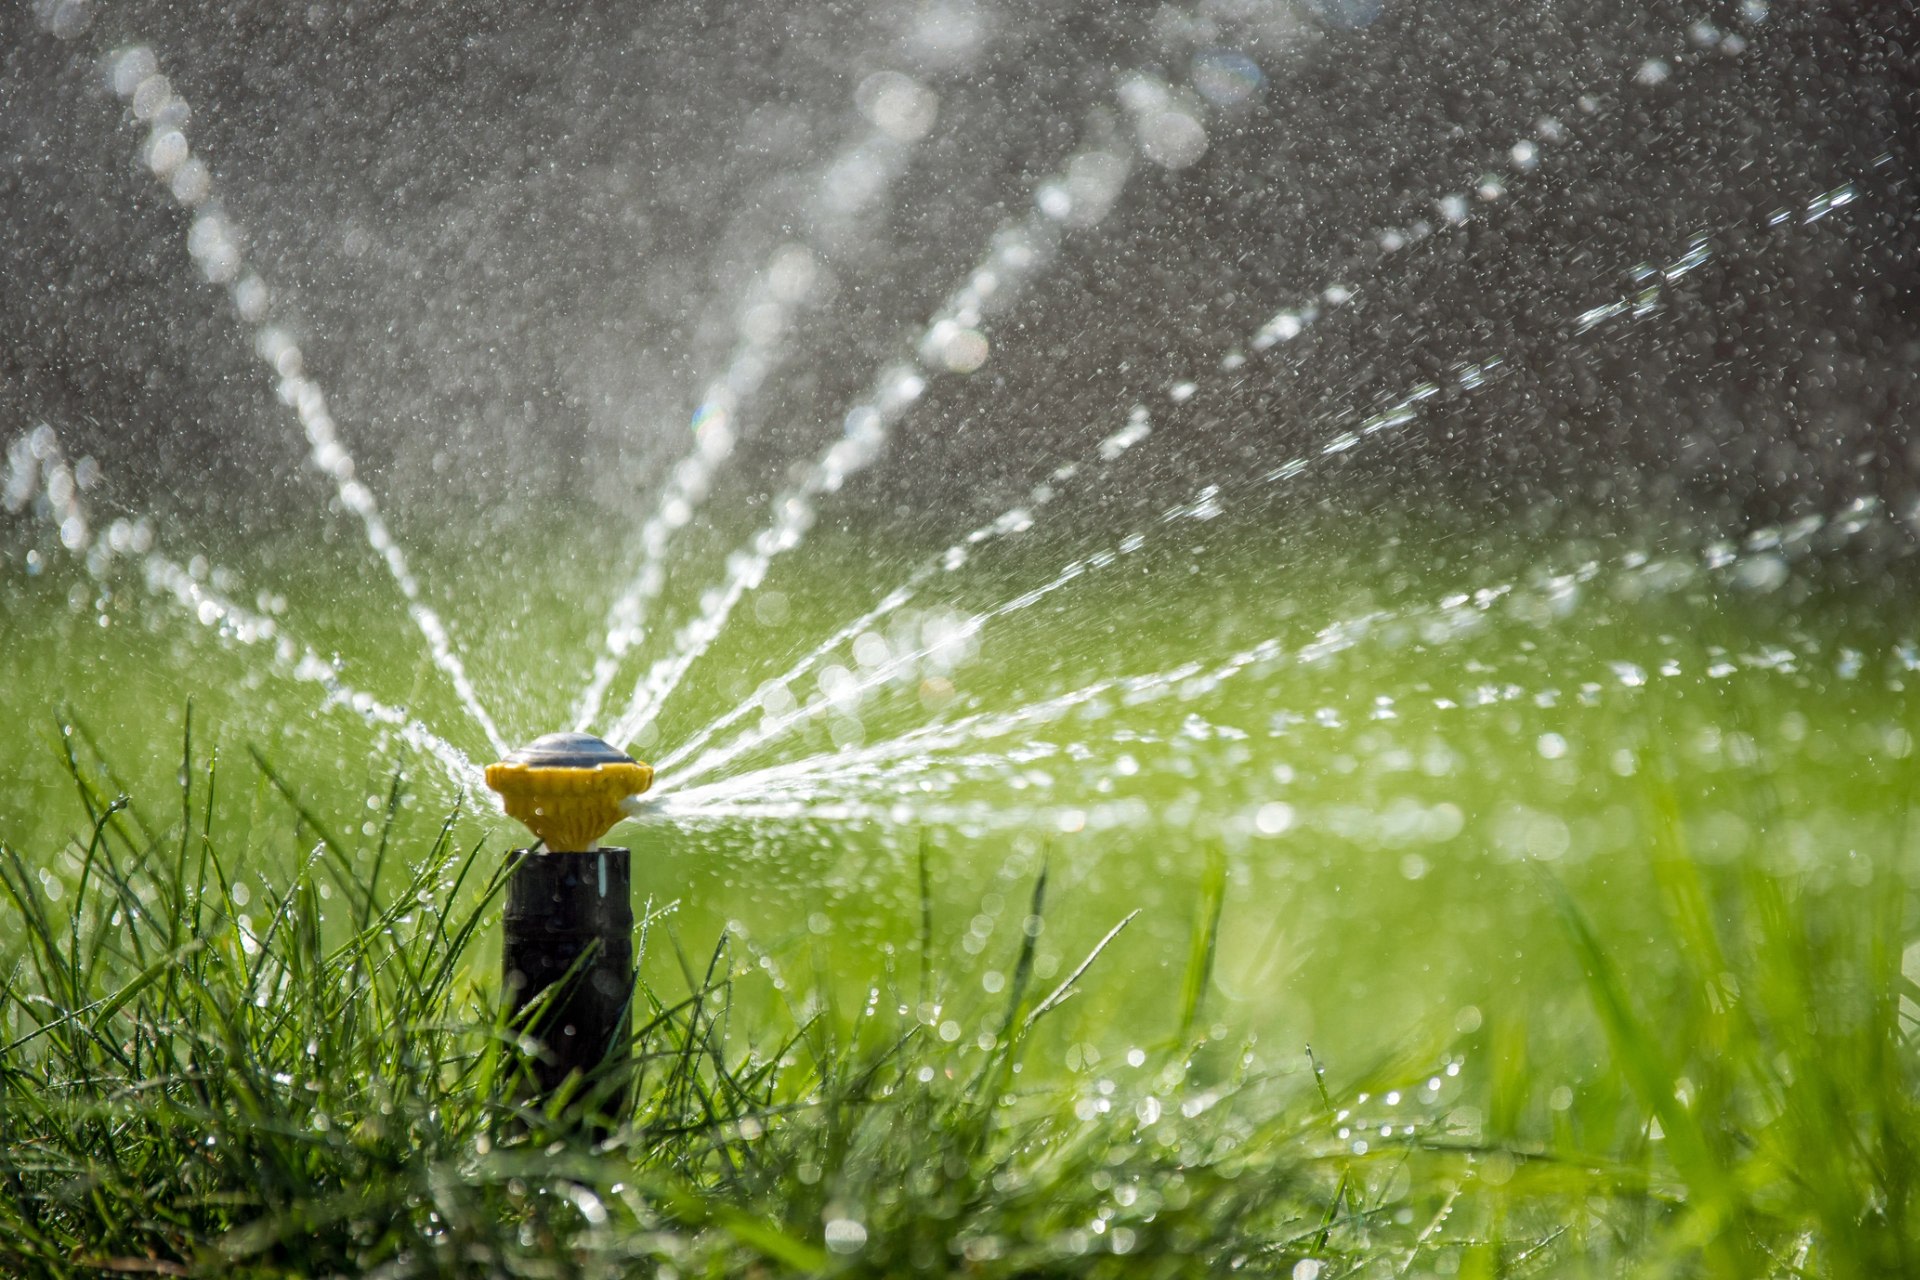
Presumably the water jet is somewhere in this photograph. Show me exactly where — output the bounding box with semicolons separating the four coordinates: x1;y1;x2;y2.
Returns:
3;0;1916;1149
485;732;654;1117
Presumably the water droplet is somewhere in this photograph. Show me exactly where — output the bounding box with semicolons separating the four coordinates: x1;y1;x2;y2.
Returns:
1137;110;1208;170
823;1218;868;1254
855;71;938;142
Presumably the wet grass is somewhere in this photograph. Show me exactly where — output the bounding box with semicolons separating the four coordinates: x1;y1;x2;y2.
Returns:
2;714;1918;1278
5;478;1919;1274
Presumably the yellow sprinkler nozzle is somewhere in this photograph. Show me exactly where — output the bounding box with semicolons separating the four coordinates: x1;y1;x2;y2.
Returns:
484;732;654;852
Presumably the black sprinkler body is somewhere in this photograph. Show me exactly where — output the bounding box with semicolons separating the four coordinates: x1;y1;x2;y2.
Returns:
503;848;634;1111
485;733;655;1120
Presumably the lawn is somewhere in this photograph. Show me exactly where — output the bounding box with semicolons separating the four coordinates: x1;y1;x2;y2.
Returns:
4;483;1919;1275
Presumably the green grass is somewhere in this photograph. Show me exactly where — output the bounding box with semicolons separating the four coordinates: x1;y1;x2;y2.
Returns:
2;712;1917;1277
6;466;1920;1273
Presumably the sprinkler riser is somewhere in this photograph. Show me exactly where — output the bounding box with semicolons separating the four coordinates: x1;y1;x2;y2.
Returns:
503;848;633;1116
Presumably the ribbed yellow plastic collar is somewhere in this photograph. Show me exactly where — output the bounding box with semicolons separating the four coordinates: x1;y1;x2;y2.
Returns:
485;734;654;851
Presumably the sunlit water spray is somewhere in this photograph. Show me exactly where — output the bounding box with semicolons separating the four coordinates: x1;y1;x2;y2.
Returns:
596;121;1138;750
594;2;1436;746
580;15;1263;738
93;42;507;758
571;60;963;733
648;23;1730;781
617;4;1767;766
5;424;485;793
659;170;1871;797
12;1;1901;891
641;493;1914;833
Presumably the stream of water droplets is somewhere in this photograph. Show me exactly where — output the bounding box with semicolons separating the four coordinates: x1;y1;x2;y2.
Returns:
643;490;1909;831
599;2;1772;763
89;40;507;757
597;116;1137;751
570;44;977;733
10;0;1901;861
645;20;1733;781
652;166;1871;802
4;424;484;790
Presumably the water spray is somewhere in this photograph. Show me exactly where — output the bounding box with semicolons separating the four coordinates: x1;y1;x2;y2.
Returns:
485;732;654;1117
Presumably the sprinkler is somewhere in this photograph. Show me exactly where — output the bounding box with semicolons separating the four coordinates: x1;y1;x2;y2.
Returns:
485;732;654;1118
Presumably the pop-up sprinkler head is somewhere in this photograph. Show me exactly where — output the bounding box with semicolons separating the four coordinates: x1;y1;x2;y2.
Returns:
484;731;653;851
485;732;652;1128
